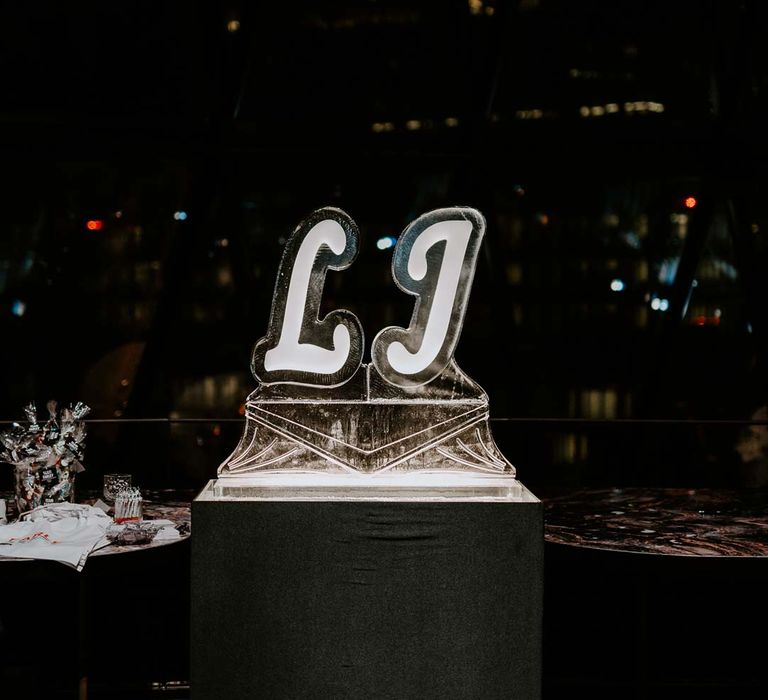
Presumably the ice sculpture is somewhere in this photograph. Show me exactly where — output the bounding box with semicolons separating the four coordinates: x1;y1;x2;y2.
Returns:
219;206;516;482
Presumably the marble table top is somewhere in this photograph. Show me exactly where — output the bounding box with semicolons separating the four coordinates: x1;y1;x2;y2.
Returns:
545;487;768;557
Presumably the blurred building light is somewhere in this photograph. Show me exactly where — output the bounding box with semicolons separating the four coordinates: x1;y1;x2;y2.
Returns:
86;219;104;231
610;279;625;292
227;20;240;33
570;68;599;80
376;236;397;250
650;297;661;311
579;106;590;118
621;231;642;250
712;259;738;280
405;119;422;130
605;103;619;114
751;223;760;234
658;257;679;285
445;117;459;127
382;122;395;132
622;101;664;115
684;197;697;209
513;184;525;196
536;213;549;226
658;298;669;311
114;210;123;219
217;238;230;248
506;263;523;285
689;309;722;326
217;267;233;286
120;378;130;387
371;122;384;133
468;0;483;15
485;6;495;15
590;106;605;117
173;210;188;221
11;299;26;317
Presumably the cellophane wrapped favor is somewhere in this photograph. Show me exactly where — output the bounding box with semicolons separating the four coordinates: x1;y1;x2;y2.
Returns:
0;401;90;514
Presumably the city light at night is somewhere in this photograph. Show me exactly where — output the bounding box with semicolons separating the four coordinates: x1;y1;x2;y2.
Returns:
11;299;26;317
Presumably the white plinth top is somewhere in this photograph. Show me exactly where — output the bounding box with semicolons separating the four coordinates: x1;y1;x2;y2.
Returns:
195;474;538;503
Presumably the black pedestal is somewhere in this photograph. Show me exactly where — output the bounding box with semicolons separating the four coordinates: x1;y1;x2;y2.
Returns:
192;492;542;699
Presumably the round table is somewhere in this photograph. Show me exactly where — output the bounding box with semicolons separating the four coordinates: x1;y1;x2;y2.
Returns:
542;487;768;697
0;489;193;699
0;489;191;561
544;486;768;556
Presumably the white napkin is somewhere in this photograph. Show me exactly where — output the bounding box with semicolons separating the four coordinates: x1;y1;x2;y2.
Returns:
0;503;112;571
153;519;181;541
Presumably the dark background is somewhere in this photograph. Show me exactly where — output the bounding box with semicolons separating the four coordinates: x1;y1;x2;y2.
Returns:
1;0;767;490
2;3;768;699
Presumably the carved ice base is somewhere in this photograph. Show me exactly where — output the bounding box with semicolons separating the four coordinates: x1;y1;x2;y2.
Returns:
219;362;515;478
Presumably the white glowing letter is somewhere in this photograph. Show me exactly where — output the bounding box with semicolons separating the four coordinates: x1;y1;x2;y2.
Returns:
386;220;472;375
251;209;363;387
265;220;350;373
372;208;485;388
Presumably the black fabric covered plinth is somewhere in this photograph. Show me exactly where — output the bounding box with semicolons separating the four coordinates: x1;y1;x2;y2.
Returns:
192;498;542;699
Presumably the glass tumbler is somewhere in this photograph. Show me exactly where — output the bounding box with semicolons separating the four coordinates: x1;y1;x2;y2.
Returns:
103;474;131;503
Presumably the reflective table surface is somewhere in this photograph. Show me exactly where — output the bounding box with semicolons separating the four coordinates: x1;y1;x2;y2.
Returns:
545;487;768;557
